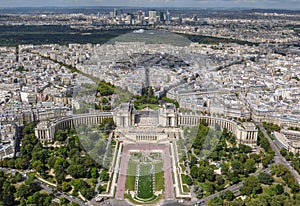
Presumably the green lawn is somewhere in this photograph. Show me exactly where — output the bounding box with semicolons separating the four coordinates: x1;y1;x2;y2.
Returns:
125;160;138;190
183;184;190;193
137;163;154;199
181;174;187;185
135;104;161;110
155;162;164;191
180;163;186;173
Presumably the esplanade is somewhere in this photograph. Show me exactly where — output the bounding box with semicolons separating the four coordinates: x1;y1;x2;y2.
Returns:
34;102;259;201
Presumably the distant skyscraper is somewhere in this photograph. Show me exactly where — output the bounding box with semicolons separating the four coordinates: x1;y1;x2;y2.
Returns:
166;10;171;24
193;15;198;22
178;16;182;25
149;10;157;19
113;8;117;17
159;11;165;23
126;15;132;25
149;10;157;24
117;9;123;16
137;10;143;20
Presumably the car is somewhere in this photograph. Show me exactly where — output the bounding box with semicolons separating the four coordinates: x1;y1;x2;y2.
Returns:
178;199;184;203
95;197;104;202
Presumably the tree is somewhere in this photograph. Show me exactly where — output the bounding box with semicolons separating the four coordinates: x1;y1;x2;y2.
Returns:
224;198;244;206
14;172;23;183
240;175;261;196
231;159;244;174
97;82;114;96
208;197;223;206
225;190;234;201
258;172;274;185
271;164;288;177
91;167;98;179
2;192;15;206
185;175;193;186
262;154;274;168
24;174;35;185
102;97;109;104
211;151;220;161
72;179;89;191
190;165;199;179
62;182;72;192
56;130;68;142
100;170;109;182
67;165;86;178
98;185;106;193
15;157;30;169
80;187;94;200
29;182;41;194
205;167;216;182
60;197;70;205
32;146;48;163
54;158;69;173
16;184;30;198
32;160;45;175
193;122;209;150
221;163;230;176
269;194;289;206
32;192;52;206
249;153;261;163
275;184;284;195
291;183;300;193
280;148;288;157
197;172;206;183
285;153;294;161
22;122;37;135
258;131;271;152
244;159;256;175
99;118;115;132
238;153;248;164
239;144;252;153
69;204;81;206
246;197;268;206
19;198;27;206
56;170;67;184
216;174;225;185
196;191;203;199
205;182;215;194
228;172;240;184
190;155;198;166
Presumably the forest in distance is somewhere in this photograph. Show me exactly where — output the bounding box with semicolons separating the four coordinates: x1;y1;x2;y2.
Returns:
0;25;257;46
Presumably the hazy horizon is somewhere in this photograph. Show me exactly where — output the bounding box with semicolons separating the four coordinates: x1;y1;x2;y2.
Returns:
0;0;299;10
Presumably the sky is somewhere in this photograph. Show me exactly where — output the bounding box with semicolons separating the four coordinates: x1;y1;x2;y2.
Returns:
0;0;299;9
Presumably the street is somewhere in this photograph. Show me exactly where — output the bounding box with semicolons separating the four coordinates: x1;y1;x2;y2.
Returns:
256;123;300;184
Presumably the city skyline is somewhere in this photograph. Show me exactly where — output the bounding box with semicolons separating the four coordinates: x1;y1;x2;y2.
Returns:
0;0;300;9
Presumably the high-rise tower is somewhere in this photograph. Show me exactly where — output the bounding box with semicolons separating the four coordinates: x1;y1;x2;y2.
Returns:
166;10;171;24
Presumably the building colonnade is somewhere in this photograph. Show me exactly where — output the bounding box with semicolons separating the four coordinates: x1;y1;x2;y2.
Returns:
35;112;258;147
35;112;112;144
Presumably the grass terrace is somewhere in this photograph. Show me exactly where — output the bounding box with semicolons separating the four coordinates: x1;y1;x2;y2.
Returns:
137;163;154;199
154;161;164;191
125;160;138;191
124;152;165;204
